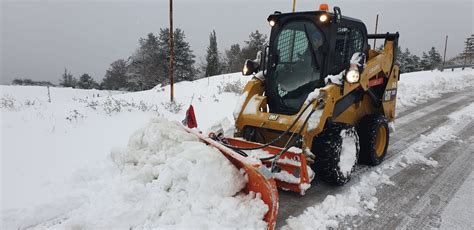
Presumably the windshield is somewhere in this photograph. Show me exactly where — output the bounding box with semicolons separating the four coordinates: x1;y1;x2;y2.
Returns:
267;20;324;114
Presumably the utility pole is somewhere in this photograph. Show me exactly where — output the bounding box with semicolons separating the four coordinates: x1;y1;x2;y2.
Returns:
292;0;296;12
373;14;379;49
442;35;448;70
169;0;174;102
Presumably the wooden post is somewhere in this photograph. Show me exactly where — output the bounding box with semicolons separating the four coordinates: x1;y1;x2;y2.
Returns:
169;0;174;102
47;86;51;103
292;0;296;12
373;14;379;49
442;35;448;70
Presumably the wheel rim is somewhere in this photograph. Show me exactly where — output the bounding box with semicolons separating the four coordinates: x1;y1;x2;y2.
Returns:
375;126;387;157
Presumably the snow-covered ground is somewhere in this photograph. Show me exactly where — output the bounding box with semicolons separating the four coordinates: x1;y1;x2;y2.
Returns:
1;69;473;229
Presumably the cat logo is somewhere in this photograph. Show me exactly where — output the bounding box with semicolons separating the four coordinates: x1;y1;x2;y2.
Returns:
268;114;279;121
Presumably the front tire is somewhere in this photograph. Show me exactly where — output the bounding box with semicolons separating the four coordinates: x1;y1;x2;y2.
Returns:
312;123;359;185
357;114;390;166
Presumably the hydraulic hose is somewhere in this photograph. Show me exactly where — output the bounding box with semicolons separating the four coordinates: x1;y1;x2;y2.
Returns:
219;97;317;152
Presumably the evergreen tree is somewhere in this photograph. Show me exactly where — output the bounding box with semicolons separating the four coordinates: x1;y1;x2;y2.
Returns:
128;33;163;90
157;28;197;82
420;52;431;70
59;68;77;88
428;47;442;70
241;30;268;60
226;44;244;73
204;30;221;77
462;34;474;66
102;59;129;90
77;74;99;89
408;53;422;72
397;47;410;73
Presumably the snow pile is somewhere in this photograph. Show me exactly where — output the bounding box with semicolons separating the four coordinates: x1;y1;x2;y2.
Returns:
396;69;474;112
284;170;393;230
2;118;268;229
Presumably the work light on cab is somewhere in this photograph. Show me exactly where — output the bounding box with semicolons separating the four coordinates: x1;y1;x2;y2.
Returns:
269;20;276;27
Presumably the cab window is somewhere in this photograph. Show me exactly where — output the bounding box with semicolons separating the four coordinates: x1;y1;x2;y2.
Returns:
334;27;364;67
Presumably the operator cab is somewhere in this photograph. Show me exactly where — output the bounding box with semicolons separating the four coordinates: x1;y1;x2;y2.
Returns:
243;7;369;115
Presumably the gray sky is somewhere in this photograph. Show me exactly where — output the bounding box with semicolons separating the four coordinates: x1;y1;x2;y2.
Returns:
1;0;473;84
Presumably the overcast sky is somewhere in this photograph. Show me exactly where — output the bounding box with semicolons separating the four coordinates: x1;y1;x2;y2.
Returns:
1;0;473;84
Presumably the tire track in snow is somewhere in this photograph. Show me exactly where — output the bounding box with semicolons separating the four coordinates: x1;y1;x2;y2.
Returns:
277;89;474;227
347;122;474;229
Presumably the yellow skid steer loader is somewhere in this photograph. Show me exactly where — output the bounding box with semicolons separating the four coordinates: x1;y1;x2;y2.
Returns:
183;4;399;229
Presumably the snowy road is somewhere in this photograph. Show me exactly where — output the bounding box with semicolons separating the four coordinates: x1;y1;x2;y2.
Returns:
277;89;474;229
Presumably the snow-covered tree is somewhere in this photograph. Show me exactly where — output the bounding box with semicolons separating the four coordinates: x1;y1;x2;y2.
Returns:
420;52;431;70
77;74;99;89
128;33;163;90
462;34;474;66
102;59;129;90
428;47;442;70
225;44;244;73
157;28;197;82
204;30;221;77
59;68;77;88
241;30;268;61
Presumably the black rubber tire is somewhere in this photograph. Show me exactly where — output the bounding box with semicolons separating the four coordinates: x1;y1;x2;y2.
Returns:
311;123;359;186
356;114;390;166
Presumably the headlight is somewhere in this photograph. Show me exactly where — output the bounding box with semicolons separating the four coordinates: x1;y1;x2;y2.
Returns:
319;14;328;22
345;69;360;83
243;65;249;75
269;20;276;27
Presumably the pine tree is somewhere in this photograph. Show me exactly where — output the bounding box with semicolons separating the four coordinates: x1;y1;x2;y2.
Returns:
226;44;244;73
128;33;163;90
241;30;268;60
77;74;99;89
428;47;442;70
397;47;410;73
462;34;474;67
420;52;431;70
59;68;77;88
102;59;129;90
204;30;221;77
410;54;422;72
157;28;197;82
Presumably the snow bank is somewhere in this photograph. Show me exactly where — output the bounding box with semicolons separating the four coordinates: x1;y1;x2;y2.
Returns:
2;118;267;229
396;69;474;112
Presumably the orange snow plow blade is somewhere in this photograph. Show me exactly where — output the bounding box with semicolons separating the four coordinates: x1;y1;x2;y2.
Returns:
181;126;279;230
181;125;314;229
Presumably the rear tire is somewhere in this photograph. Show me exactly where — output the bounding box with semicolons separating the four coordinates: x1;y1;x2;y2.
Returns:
357;114;390;166
312;123;359;185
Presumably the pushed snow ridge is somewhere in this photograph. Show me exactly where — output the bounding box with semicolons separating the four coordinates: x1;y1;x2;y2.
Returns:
6;118;268;229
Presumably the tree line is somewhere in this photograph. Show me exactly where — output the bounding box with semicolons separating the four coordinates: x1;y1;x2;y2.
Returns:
11;31;471;89
12;28;268;91
395;46;443;73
